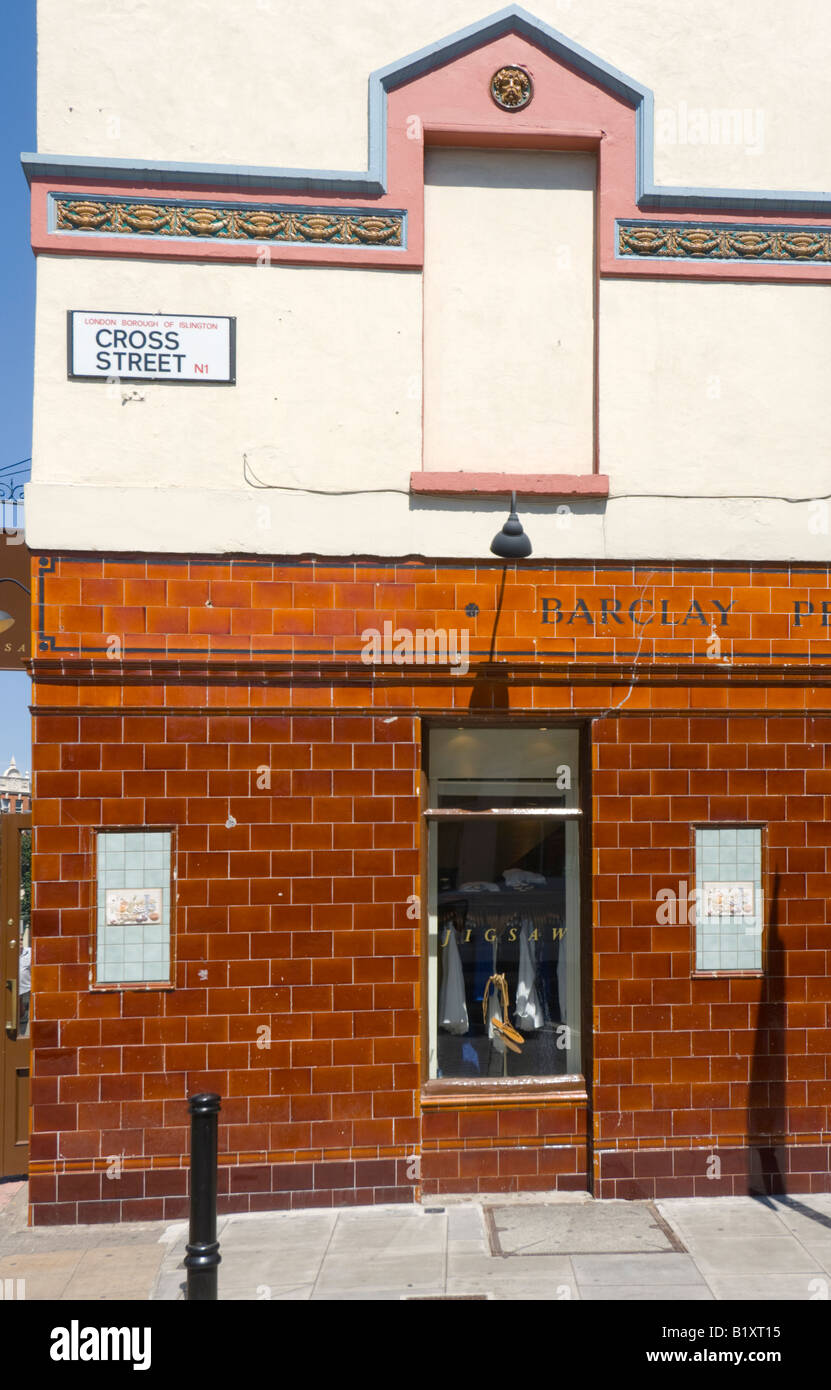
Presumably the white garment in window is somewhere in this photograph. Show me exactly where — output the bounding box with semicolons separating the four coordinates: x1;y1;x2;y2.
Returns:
515;917;544;1031
438;928;469;1035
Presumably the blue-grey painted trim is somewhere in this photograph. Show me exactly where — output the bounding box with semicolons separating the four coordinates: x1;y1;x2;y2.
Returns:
637;187;831;216
20;6;831;216
25;151;386;198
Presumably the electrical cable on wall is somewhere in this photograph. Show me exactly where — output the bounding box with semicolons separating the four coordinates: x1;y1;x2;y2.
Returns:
243;456;831;505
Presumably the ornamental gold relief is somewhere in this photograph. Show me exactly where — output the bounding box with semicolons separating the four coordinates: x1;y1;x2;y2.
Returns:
119;204;177;234
55;199;113;230
179;207;235;237
490;65;533;110
54;196;404;249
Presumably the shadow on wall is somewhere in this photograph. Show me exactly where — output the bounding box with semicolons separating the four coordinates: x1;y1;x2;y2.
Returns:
747;868;787;1195
468;568;509;711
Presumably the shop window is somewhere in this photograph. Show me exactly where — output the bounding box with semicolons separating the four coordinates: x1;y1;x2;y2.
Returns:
694;825;763;972
426;728;582;1080
94;829;173;985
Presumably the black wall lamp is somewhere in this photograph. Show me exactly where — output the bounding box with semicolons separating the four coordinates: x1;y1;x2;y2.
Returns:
490;491;532;559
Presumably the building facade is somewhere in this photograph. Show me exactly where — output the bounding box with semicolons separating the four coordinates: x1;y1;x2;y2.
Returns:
23;2;831;1223
0;758;31;815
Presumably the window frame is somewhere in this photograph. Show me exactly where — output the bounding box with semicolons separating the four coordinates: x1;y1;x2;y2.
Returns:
421;726;587;1096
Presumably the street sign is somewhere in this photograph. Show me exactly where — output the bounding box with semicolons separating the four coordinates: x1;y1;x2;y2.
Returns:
67;311;235;383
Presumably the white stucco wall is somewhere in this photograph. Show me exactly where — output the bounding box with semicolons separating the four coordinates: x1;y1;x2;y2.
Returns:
600;278;831;498
423;149;595;476
24;481;831;561
28;248;831;558
36;0;831;194
32;254;422;494
27;3;831;561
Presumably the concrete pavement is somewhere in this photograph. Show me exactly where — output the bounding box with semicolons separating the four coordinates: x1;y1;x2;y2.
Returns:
2;1178;831;1301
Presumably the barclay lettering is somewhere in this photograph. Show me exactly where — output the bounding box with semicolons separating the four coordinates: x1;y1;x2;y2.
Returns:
541;593;740;627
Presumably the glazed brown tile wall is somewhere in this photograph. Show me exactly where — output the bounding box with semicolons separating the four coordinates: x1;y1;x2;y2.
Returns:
420;1101;589;1196
33;556;831;671
593;712;831;1198
30;710;421;1222
28;557;831;1221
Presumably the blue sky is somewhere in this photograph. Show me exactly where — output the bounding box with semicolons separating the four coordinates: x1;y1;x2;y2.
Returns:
1;3;36;769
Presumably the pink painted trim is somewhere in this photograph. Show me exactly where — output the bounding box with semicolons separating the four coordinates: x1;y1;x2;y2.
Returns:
30;175;419;269
409;472;610;498
29;31;831;281
424;122;603;150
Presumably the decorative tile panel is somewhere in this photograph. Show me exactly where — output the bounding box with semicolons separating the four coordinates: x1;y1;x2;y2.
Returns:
618;220;831;264
95;829;172;984
694;826;763;972
53;194;405;248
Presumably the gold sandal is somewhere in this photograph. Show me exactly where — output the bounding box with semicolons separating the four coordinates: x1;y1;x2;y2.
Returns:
491;1018;523;1054
483;974;525;1049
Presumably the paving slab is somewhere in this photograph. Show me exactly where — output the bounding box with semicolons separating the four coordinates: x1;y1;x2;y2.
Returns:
152;1269;187;1302
765;1197;831;1239
657;1197;790;1237
220;1211;336;1244
581;1284;714;1301
312;1283;449;1299
0;1181;25;1214
447;1251;576;1300
489;1201;678;1255
0;1248;86;1300
788;1243;831;1274
327;1209;445;1254
219;1251;326;1292
447;1206;486;1242
61;1245;165;1300
220;1222;335;1253
313;1249;446;1294
242;1283;314;1301
449;1250;574;1280
445;1277;577;1300
0;1208;169;1257
682;1236;823;1275
703;1272;831;1301
571;1252;706;1287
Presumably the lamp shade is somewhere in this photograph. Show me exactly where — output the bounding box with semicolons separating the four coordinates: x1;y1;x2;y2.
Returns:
490;493;533;559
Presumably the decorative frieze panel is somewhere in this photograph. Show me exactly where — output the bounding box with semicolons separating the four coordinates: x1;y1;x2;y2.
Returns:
34;555;831;677
53;195;405;248
618;220;831;264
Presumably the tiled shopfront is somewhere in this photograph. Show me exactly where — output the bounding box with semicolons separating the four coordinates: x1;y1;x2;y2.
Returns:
28;557;831;1223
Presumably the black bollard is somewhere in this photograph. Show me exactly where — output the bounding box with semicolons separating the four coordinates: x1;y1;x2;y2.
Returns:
184;1092;221;1300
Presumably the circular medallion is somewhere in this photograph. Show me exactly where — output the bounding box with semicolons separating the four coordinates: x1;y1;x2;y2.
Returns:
490;66;533;111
